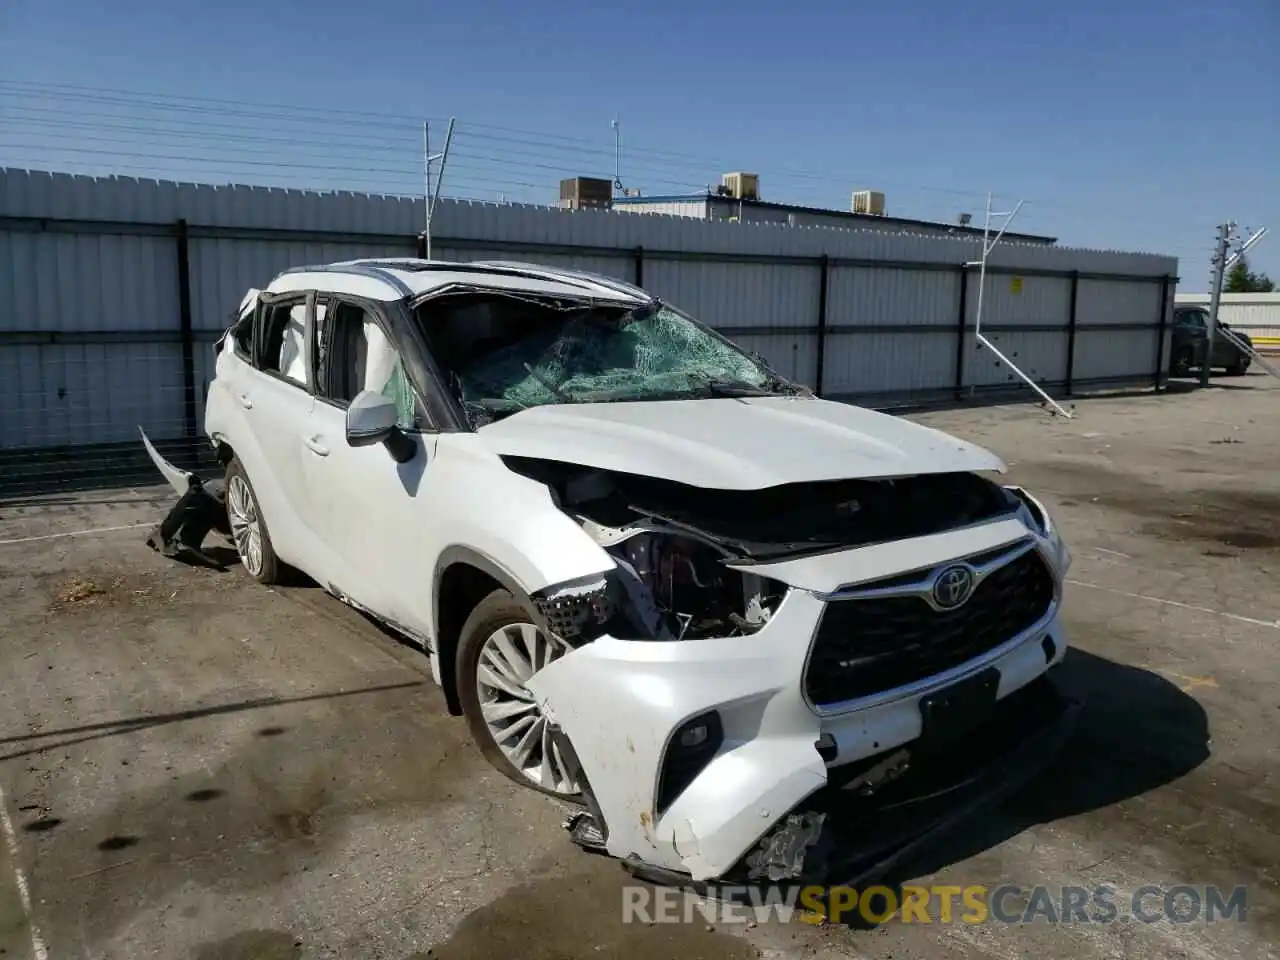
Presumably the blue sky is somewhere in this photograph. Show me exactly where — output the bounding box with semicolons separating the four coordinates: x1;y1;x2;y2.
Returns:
1;0;1276;284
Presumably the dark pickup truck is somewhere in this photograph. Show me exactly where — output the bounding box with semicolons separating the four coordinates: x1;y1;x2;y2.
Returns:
1170;306;1253;377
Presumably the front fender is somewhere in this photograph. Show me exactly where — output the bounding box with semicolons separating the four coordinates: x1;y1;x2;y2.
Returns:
427;437;617;595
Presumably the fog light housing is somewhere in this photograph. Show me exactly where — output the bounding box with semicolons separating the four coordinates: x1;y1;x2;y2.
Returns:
656;711;724;814
679;723;710;748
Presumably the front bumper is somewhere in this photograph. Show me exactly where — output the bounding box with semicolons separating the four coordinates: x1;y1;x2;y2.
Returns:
526;522;1072;882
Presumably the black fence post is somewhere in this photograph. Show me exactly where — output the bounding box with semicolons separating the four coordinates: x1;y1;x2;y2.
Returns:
175;218;197;441
814;255;829;397
953;264;969;400
633;245;644;287
1153;274;1171;390
1064;270;1080;395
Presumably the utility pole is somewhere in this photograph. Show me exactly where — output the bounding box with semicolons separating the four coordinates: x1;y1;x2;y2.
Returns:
611;117;623;195
965;192;1072;418
421;118;456;261
1196;222;1271;386
1192;225;1233;386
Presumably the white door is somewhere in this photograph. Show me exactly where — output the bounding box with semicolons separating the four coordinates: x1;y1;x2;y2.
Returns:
298;298;435;635
232;297;318;566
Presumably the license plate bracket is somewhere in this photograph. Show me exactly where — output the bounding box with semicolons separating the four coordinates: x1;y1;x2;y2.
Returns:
918;667;1000;745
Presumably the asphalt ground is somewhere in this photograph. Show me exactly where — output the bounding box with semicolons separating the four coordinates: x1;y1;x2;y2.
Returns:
0;372;1276;959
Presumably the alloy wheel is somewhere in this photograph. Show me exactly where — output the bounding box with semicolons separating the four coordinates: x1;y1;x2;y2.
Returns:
475;622;576;795
226;474;264;577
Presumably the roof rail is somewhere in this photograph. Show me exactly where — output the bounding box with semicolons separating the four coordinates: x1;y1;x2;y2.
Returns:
280;262;413;297
468;260;649;301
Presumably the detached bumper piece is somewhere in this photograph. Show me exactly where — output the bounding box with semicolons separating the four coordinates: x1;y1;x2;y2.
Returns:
146;476;230;570
741;674;1080;888
138;427;230;570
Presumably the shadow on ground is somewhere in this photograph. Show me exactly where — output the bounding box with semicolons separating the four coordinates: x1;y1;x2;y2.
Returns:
823;648;1210;927
416;649;1210;956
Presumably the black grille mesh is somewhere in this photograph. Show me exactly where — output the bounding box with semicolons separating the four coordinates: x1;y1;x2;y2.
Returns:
805;550;1055;707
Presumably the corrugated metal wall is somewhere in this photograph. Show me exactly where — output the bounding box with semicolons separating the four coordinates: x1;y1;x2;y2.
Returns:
0;168;1179;477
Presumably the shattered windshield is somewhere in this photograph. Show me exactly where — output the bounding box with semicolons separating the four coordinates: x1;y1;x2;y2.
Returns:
417;292;801;423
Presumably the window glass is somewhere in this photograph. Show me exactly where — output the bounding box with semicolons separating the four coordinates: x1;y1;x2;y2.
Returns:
419;296;782;417
260;301;309;387
318;301;418;429
232;310;253;357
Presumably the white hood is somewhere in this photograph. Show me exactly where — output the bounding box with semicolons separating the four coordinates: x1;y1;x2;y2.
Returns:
477;396;1004;489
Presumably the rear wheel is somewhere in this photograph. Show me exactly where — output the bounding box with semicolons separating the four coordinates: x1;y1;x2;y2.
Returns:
1226;358;1249;376
224;458;282;584
456;588;580;799
1170;345;1194;377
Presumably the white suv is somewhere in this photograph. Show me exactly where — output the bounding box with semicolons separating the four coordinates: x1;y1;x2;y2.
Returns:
146;258;1076;884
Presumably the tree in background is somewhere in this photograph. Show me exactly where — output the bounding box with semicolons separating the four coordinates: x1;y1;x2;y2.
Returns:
1224;255;1275;293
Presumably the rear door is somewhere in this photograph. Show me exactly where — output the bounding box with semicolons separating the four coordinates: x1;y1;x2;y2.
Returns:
229;293;320;568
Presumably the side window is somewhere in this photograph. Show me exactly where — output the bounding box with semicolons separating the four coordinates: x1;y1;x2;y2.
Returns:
317;300;419;430
259;300;310;387
231;309;253;357
1178;310;1206;329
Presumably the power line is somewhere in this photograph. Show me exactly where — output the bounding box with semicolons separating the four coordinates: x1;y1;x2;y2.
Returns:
0;78;439;125
0;81;1219;246
0;83;1026;206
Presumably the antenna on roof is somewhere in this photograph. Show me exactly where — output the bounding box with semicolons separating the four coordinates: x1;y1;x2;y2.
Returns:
422;118;456;260
967;192;1073;419
611;117;624;194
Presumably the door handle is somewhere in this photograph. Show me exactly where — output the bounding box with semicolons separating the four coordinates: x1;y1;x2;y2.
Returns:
304;435;330;457
238;393;254;409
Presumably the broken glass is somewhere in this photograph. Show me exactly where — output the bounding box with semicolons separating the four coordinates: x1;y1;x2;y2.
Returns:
446;302;793;413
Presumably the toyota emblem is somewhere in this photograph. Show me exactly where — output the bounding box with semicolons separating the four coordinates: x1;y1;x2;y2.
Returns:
932;565;975;609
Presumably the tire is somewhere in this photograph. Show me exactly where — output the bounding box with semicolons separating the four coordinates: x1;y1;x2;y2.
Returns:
456;587;581;800
1226;359;1249;376
1170;346;1193;378
224;457;283;585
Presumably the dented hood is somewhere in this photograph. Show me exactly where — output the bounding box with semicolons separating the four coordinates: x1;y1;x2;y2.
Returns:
477;396;1004;489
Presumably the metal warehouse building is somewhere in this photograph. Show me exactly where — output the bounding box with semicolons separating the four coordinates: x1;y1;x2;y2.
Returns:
570;172;1057;244
611;192;1057;244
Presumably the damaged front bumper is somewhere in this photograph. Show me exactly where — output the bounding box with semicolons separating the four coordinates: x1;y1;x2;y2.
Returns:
526;534;1073;884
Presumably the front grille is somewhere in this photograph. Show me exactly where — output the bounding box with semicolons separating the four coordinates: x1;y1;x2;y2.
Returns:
804;550;1056;707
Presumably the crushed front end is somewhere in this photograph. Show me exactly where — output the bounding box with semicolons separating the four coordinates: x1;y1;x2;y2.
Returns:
518;460;1078;884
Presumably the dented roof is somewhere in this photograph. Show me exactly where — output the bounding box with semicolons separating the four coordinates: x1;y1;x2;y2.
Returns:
266;258;651;304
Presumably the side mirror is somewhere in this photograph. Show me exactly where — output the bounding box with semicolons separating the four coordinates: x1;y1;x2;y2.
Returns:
346;390;398;447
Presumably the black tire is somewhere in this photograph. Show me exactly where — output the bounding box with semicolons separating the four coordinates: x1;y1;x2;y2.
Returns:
223;457;283;585
1170;346;1194;378
1226;359;1249;376
456;587;581;801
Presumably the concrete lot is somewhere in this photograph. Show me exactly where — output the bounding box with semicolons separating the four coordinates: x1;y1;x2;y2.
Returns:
1;375;1277;960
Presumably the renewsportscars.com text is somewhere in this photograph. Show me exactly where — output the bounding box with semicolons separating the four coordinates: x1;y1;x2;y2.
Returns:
622;883;1248;926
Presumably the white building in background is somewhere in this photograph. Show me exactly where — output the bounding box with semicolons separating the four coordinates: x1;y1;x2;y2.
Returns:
601;172;1057;244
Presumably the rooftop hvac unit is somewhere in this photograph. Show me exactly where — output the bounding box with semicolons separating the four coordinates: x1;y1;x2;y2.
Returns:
559;176;614;210
852;190;886;216
722;172;759;201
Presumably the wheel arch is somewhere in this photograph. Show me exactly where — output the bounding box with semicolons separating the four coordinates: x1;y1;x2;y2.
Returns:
432;546;541;716
214;437;236;466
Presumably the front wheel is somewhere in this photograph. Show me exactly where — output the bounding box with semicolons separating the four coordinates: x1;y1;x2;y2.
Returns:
456;588;580;799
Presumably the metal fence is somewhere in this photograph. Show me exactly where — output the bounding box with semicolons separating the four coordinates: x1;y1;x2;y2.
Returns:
0;168;1179;495
1175;292;1280;354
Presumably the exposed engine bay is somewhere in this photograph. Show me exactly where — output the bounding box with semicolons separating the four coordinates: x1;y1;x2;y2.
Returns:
510;455;1024;645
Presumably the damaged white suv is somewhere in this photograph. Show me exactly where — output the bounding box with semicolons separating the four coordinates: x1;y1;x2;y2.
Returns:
146;258;1078;886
